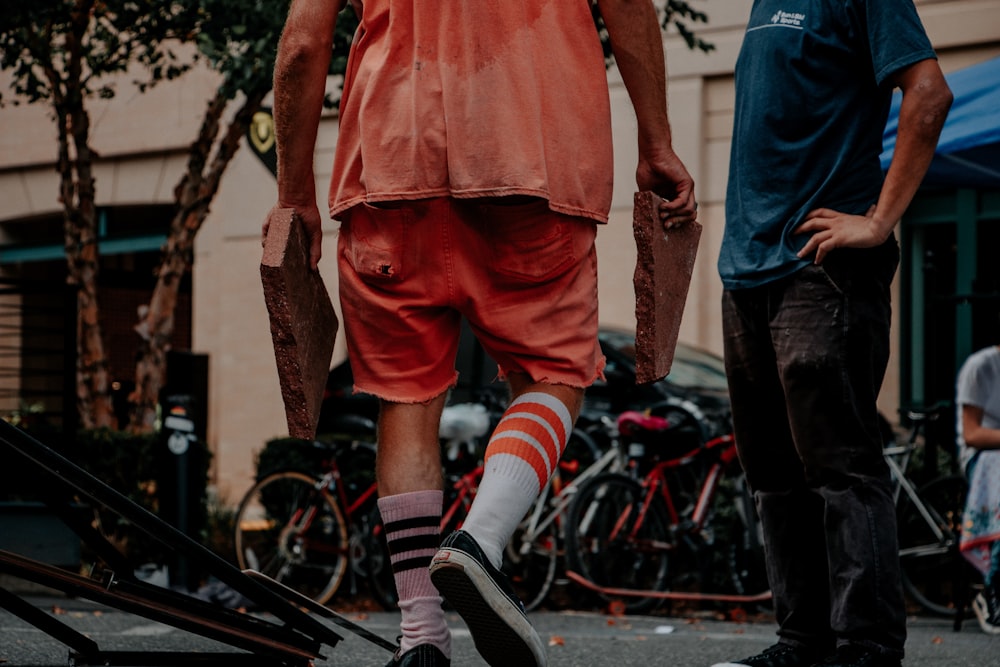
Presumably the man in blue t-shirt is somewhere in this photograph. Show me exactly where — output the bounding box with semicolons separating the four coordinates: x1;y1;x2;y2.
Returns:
713;2;952;667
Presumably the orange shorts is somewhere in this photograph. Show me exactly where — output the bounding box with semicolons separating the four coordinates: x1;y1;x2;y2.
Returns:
337;197;605;403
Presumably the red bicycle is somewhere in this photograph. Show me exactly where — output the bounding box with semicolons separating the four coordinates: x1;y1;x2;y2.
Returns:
564;404;770;614
233;433;380;605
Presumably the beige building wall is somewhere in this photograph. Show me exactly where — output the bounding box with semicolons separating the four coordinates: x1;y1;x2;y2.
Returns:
1;1;998;504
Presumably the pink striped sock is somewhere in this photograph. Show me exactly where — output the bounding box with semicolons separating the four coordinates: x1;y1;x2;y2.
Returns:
377;490;450;657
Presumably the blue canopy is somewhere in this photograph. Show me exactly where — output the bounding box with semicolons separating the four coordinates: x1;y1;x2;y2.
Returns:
881;56;1000;188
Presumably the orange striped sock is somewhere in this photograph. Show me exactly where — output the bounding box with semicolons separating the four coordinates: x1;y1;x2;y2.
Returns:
462;392;573;567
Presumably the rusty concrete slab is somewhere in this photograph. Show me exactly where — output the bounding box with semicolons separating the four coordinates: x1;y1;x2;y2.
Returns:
632;191;701;385
260;208;338;440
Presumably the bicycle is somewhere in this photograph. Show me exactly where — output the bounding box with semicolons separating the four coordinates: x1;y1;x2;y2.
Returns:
885;402;980;618
563;403;769;614
232;427;380;606
501;399;721;612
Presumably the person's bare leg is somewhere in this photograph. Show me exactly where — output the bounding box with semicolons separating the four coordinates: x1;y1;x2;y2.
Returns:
376;392;450;659
377;392;447;495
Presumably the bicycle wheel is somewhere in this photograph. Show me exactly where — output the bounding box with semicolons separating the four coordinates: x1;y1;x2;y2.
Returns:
722;475;770;605
565;473;670;614
334;438;378;583
234;470;349;606
503;501;559;612
897;474;970;616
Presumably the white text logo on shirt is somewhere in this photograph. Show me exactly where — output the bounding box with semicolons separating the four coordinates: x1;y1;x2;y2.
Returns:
770;10;805;27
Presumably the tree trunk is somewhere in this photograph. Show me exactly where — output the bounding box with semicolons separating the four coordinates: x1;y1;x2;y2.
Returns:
56;0;116;430
127;88;269;434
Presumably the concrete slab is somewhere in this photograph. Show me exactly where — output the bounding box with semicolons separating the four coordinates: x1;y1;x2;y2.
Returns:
632;191;701;385
260;208;338;440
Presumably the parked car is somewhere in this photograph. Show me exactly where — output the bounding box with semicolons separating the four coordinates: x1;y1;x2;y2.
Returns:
586;326;731;434
318;324;732;438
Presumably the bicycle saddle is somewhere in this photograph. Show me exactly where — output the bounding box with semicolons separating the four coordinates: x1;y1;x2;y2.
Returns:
616;411;672;436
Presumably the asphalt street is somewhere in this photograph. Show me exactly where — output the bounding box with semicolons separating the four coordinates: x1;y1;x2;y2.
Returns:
1;591;998;667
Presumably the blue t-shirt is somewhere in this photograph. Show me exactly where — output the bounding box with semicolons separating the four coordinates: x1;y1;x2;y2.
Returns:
718;0;936;289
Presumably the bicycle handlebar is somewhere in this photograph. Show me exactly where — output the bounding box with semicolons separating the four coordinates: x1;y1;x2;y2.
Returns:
899;400;952;423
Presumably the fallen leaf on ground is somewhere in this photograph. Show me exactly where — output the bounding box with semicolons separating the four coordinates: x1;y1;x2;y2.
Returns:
607;600;627;617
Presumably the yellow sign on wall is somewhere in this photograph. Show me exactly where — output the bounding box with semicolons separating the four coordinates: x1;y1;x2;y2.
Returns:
247;108;277;176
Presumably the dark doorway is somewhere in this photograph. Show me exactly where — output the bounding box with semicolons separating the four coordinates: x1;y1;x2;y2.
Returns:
900;189;1000;413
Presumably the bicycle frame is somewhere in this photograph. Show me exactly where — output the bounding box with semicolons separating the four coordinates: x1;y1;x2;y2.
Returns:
317;463;378;526
620;433;736;543
257;445;380;597
514;443;628;558
274;470;357;562
884;443;951;547
566;432;772;603
441;464;484;530
283;454;379;555
885;403;976;619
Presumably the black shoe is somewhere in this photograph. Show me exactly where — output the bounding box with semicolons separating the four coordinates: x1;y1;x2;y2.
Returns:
814;644;901;667
710;642;826;667
973;588;1000;635
384;644;450;667
429;530;547;667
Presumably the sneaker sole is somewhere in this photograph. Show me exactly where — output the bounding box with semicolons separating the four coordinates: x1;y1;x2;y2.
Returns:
430;548;547;667
973;595;1000;635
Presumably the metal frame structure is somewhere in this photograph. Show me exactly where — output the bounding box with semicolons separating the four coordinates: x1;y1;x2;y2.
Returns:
0;419;393;666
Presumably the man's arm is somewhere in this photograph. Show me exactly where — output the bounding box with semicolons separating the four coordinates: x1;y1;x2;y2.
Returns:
797;58;952;263
873;59;954;234
265;0;346;269
961;404;1000;451
596;0;697;227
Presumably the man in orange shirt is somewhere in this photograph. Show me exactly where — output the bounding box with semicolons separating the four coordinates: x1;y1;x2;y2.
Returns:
268;1;697;666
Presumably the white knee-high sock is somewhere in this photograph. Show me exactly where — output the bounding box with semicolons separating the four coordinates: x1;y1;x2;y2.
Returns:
462;392;573;568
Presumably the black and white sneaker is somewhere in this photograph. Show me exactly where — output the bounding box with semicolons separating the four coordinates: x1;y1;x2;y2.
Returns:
813;644;901;667
710;642;826;667
430;530;547;667
384;643;450;667
973;588;1000;635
